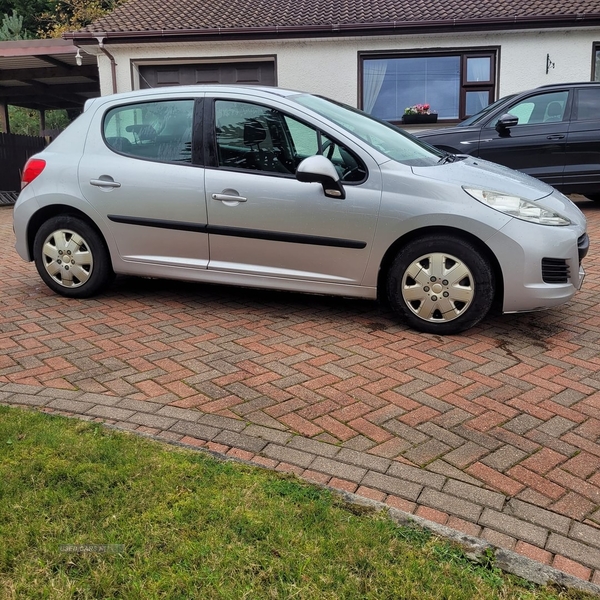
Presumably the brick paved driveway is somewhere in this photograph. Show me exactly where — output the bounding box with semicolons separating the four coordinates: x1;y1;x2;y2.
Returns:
1;200;599;586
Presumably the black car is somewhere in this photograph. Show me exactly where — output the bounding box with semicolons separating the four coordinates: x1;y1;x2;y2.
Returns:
415;82;600;201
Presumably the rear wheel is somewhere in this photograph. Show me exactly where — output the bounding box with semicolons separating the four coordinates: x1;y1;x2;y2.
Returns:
386;235;495;335
33;215;113;298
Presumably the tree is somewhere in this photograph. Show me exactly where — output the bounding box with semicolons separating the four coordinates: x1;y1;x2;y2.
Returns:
0;9;31;39
7;106;71;136
0;0;121;39
0;0;51;37
41;0;119;37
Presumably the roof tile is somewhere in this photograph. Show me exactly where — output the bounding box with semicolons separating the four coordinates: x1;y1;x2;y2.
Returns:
81;0;600;34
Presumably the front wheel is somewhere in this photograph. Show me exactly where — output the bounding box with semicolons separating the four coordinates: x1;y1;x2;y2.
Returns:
386;235;495;335
33;215;114;298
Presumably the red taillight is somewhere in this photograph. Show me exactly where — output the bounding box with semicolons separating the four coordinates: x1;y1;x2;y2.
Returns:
21;158;46;188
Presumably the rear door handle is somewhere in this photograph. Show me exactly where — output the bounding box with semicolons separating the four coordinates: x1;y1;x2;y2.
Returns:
90;178;121;188
546;134;565;140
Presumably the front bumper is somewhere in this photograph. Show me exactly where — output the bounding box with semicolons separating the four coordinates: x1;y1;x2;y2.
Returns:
486;219;586;313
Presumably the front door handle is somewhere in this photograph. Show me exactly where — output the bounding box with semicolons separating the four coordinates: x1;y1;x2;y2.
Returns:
546;134;565;140
212;190;247;203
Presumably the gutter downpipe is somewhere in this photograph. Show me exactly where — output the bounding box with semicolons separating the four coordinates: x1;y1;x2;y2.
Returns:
95;35;117;94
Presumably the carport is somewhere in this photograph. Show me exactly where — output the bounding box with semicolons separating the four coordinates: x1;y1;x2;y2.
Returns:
0;38;100;203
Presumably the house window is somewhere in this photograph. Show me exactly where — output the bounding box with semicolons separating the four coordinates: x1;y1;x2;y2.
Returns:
593;44;600;81
360;50;496;123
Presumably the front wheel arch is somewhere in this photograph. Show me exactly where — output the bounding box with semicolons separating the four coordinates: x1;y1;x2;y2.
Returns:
378;228;504;320
378;227;503;297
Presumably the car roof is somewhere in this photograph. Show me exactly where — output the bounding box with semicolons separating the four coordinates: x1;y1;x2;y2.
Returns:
84;84;302;111
516;81;600;96
536;81;600;89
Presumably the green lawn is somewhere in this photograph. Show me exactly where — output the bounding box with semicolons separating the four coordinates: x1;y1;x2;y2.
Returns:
0;405;594;599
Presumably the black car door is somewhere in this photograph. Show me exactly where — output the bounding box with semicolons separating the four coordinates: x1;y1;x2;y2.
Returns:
475;90;570;188
564;86;600;195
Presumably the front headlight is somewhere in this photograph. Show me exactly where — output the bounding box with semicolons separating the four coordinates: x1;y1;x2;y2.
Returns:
463;187;571;226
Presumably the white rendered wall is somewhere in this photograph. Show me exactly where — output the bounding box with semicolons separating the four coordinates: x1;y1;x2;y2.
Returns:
93;27;600;105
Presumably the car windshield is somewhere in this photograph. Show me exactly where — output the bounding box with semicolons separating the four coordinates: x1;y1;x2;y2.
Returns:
457;94;517;127
292;93;444;166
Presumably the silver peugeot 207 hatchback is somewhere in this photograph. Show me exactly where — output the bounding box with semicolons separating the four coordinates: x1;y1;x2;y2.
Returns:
13;85;588;335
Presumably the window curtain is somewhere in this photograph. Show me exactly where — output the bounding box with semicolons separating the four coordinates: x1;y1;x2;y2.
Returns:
467;58;490;82
363;60;388;114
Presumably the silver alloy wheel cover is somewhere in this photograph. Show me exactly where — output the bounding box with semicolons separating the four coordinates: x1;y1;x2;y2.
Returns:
41;228;93;288
401;252;475;322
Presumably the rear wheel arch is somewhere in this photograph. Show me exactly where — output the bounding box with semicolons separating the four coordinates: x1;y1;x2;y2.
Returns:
26;205;108;261
32;213;115;298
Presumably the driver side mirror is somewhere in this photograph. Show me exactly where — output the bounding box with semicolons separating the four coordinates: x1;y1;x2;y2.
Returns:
296;155;346;199
495;113;519;131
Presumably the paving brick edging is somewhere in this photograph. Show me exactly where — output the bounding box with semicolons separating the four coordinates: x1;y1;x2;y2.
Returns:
2;382;600;594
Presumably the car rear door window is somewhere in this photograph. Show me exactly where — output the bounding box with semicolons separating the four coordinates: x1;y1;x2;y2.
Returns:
563;87;600;191
573;88;600;121
103;100;195;164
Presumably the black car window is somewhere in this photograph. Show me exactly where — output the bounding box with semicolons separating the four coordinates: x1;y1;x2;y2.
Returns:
458;94;516;127
573;88;600;121
215;100;296;174
284;116;366;182
215;100;366;181
103;100;194;163
503;91;568;126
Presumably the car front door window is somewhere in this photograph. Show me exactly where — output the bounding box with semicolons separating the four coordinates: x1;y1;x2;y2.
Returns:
215;100;365;182
215;101;295;174
505;91;569;125
476;91;569;186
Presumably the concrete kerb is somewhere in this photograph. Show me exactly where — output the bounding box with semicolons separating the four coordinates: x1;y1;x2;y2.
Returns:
2;388;600;596
337;492;600;597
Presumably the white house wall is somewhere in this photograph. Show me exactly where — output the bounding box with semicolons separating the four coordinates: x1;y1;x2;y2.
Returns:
94;28;600;104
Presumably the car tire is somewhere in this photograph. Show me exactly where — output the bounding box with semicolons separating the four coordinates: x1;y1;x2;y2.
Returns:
386;235;495;335
33;215;114;298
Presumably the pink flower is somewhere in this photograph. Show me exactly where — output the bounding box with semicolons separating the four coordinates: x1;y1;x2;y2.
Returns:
404;103;436;116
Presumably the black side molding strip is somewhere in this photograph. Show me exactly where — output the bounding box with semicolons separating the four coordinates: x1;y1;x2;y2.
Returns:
208;225;366;249
107;215;367;249
108;215;207;233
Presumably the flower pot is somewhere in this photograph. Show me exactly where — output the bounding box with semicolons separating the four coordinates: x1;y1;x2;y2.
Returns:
402;113;438;125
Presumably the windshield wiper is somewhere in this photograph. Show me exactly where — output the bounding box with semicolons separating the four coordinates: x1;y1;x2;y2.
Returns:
438;153;456;164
